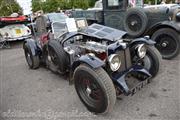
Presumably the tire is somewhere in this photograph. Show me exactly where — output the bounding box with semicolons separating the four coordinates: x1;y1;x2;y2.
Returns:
74;65;116;114
142;46;162;77
152;28;180;59
46;40;69;73
124;8;148;37
24;43;40;69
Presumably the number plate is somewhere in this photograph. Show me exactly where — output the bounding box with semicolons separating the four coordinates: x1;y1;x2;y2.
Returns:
131;79;151;96
15;29;21;34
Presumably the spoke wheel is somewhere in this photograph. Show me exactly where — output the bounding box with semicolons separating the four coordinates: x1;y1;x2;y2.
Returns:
79;76;105;104
124;8;148;37
74;65;116;114
152;28;180;59
127;14;143;33
155;35;177;56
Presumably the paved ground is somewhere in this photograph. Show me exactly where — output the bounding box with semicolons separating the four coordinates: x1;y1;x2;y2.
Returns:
0;42;179;120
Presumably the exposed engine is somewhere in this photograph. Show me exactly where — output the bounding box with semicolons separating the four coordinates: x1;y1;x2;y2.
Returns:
63;36;109;63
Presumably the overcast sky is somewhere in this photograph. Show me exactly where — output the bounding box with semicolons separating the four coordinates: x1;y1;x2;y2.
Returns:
16;0;32;15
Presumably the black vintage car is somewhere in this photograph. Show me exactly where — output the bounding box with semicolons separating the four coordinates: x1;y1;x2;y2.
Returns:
71;0;180;59
23;18;161;114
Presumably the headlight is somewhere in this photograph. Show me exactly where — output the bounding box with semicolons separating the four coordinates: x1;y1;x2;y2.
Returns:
137;44;146;58
108;54;121;72
176;12;180;22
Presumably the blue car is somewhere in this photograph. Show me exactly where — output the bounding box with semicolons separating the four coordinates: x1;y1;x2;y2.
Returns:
23;18;161;114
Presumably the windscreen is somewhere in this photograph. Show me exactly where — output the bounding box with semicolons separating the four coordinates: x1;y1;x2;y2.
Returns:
51;22;67;38
48;13;68;23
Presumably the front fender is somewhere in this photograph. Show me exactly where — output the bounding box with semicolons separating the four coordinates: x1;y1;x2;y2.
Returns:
161;21;180;31
130;37;156;46
147;21;180;35
23;38;41;56
113;65;152;95
161;21;180;32
72;55;105;70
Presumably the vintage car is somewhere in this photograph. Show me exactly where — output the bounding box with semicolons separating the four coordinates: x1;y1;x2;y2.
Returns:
23;18;161;114
71;0;180;59
0;16;31;41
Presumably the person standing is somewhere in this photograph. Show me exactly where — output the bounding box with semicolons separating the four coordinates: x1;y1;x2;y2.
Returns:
35;11;47;36
176;0;180;4
161;0;166;4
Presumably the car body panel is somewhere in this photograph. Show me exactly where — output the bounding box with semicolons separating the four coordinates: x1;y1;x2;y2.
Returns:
113;65;151;95
73;55;105;69
24;38;41;56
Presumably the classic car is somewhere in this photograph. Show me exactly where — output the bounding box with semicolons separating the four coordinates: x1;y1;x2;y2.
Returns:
71;0;180;59
0;16;31;41
23;18;161;114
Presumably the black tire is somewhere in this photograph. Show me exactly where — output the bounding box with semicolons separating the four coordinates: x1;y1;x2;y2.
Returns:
46;40;69;73
124;8;148;37
74;65;116;114
24;43;40;69
142;46;162;77
152;28;180;59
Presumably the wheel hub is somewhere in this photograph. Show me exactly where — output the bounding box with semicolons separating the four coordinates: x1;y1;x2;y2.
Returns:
162;41;168;47
131;21;137;26
86;87;92;96
27;53;30;57
47;55;52;61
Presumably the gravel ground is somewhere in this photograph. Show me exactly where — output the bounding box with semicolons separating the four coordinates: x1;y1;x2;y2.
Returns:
0;42;179;120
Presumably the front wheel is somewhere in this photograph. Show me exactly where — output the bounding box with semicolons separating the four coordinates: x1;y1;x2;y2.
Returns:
74;65;116;114
141;46;162;77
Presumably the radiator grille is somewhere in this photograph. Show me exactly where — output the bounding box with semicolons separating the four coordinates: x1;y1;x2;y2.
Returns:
116;48;132;72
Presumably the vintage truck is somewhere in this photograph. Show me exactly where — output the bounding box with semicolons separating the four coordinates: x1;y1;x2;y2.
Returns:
71;0;180;59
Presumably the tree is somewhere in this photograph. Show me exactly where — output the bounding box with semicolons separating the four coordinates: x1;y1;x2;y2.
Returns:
0;0;22;16
144;0;175;4
89;0;98;7
32;0;97;13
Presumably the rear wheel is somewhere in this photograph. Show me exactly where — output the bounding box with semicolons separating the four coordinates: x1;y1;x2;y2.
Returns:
152;28;180;59
74;65;116;114
45;40;69;73
24;43;40;69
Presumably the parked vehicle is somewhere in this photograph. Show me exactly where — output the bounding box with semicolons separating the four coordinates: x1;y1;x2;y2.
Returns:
23;18;161;114
0;16;31;41
71;0;180;59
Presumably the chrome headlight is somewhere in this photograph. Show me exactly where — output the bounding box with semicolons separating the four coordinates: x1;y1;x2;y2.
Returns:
108;54;121;72
176;12;180;22
137;44;146;58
